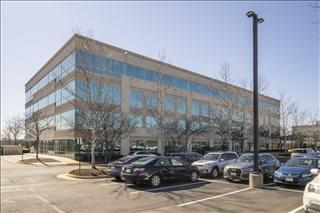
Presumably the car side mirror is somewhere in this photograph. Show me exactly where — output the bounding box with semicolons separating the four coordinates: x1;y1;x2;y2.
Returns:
311;168;319;176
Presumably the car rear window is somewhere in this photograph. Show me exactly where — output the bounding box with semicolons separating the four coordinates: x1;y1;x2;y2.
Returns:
132;157;156;165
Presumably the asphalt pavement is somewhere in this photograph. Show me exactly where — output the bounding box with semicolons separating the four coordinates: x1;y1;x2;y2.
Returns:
1;155;305;213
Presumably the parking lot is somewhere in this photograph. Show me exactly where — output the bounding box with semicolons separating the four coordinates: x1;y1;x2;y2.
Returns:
1;155;305;213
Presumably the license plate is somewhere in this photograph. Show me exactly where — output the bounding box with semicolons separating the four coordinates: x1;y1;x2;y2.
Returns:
285;177;293;182
125;168;131;173
231;172;237;176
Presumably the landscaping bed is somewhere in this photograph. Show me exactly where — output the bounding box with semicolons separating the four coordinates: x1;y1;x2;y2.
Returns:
19;158;60;164
68;168;108;178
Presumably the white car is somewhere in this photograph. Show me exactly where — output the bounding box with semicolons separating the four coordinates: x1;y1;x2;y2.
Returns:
291;148;315;158
303;168;320;213
192;151;238;178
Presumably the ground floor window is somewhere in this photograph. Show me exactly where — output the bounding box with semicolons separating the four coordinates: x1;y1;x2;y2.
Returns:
129;140;157;153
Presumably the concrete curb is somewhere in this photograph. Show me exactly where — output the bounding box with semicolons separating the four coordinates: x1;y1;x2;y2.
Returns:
66;172;109;179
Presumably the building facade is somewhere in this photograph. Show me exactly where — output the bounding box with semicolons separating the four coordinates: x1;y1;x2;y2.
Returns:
292;121;320;148
25;34;280;158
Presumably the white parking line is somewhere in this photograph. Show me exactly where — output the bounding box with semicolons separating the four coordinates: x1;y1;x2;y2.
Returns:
178;187;251;207
130;181;205;194
199;179;235;185
288;205;304;213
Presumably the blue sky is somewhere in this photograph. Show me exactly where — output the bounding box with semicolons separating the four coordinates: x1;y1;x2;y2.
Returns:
1;1;319;126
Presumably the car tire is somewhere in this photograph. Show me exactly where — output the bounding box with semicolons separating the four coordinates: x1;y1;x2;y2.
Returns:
115;176;121;181
211;167;219;178
190;171;199;182
150;174;161;187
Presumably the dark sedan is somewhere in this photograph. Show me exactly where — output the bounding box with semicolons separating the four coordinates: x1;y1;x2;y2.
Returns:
107;155;150;180
121;156;200;187
274;157;320;186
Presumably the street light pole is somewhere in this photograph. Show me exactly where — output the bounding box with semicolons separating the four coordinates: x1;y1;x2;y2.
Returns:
246;11;264;173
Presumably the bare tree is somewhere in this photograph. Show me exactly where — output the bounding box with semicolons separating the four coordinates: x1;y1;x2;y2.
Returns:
291;102;307;148
279;90;293;151
1;126;13;143
306;108;319;125
213;62;239;151
166;118;206;153
60;33;133;167
6;116;24;145
143;51;171;155
24;112;50;160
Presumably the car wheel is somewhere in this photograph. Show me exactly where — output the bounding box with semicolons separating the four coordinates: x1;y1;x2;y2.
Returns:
211;167;219;178
115;176;121;181
150;174;161;187
190;171;199;182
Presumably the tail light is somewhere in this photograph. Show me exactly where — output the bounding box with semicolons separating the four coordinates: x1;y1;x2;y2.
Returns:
133;168;145;174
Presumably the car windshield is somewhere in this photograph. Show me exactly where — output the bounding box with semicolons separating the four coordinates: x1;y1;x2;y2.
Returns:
285;158;316;168
202;153;220;161
132;157;156;165
237;154;253;163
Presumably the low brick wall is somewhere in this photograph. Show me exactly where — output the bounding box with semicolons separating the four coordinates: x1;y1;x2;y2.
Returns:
1;145;22;155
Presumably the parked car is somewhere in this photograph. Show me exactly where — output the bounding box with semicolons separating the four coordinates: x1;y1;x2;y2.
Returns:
305;152;320;159
192;151;238;178
290;148;315;159
121;156;200;187
166;152;202;165
274;157;320;186
223;153;280;181
107;155;151;180
128;151;157;156
303;168;320;213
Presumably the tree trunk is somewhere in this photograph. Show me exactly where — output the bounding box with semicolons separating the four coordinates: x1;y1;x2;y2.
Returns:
91;141;96;169
35;141;39;160
186;137;192;153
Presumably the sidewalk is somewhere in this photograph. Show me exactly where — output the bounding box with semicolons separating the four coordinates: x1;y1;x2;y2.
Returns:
2;153;82;166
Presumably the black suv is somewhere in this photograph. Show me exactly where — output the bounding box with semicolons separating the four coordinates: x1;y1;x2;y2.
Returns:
121;156;200;187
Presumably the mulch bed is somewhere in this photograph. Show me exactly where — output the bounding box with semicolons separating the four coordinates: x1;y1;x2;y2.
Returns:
69;168;107;177
19;158;60;164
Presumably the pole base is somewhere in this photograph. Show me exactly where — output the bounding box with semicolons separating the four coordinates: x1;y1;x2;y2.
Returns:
249;172;264;188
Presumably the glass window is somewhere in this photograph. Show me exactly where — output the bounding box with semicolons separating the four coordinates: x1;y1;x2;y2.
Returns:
165;95;174;112
201;121;209;130
55;113;61;130
129;88;142;108
177;119;186;130
129;115;143;128
31;83;38;96
191;121;200;130
55;88;62;106
155;158;171;167
164;117;174;129
177;97;186;114
60;110;75;130
146;116;157;128
38;75;48;91
48;92;55;105
201;103;209;117
192;100;200;116
145;92;157;109
170;158;184;166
